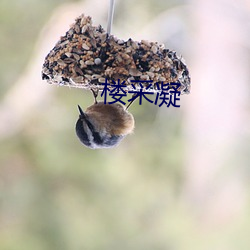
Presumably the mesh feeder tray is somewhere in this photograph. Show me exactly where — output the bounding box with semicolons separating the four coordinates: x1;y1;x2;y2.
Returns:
42;14;191;94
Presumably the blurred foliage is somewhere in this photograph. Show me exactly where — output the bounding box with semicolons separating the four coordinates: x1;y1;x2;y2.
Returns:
0;0;71;97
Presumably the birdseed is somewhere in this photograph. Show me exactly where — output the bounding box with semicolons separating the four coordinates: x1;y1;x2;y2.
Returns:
42;14;191;94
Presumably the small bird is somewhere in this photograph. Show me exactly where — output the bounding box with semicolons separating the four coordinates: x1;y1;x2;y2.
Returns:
75;94;135;149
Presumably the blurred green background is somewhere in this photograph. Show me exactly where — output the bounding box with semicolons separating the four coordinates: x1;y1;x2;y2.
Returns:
1;0;250;250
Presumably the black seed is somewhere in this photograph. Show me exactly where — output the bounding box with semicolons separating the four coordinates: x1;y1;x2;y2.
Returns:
42;73;50;80
138;60;149;71
170;68;177;78
62;77;69;82
132;53;140;62
60;54;68;60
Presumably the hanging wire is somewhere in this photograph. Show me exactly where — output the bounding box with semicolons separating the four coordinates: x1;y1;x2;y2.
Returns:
107;0;115;34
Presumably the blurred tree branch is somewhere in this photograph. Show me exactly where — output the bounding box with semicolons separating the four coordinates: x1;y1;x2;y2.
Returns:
184;0;250;225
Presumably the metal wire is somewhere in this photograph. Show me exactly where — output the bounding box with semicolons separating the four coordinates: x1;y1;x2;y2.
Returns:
107;0;115;34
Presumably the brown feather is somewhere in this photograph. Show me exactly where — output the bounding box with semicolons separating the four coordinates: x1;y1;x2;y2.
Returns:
85;102;134;136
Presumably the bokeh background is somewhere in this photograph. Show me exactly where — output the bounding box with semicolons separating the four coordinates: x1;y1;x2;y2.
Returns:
1;0;250;249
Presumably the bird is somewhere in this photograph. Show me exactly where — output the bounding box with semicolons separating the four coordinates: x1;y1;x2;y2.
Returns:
75;91;135;149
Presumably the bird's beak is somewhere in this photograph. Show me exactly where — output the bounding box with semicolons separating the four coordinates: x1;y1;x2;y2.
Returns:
77;105;86;119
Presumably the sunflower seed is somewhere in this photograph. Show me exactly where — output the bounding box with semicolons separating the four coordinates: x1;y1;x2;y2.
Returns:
75;24;80;34
85;60;94;65
63;58;75;64
73;53;80;60
129;68;142;76
82;43;90;50
151;45;158;54
147;72;154;78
